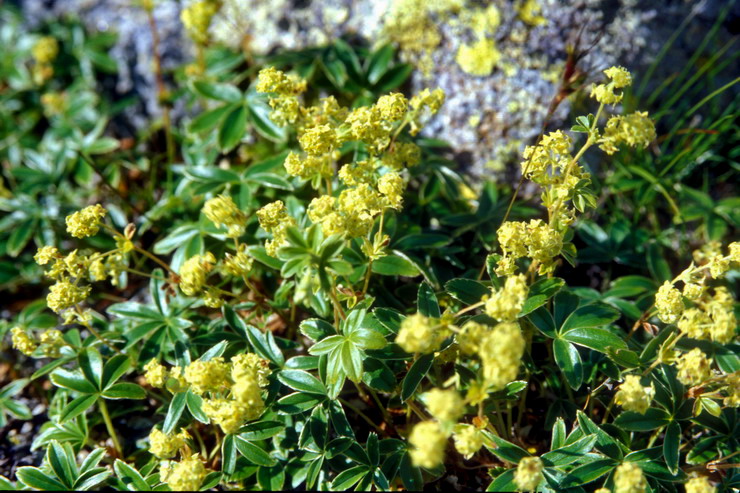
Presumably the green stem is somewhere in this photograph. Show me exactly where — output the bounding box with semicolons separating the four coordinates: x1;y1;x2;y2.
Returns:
98;398;123;456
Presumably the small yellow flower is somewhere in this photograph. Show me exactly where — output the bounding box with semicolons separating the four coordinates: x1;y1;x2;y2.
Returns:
408;421;448;468
614;462;647;493
162;453;207;491
479;322;525;391
179;252;216;296
46;280;90;313
34;246;60;265
143;359;168;388
65;204;107;239
11;327;37;356
149;428;189;459
453;424;484;459
515;456;544;491
396;313;449;354
676;348;712;386
484;274;528;322
184;357;230;394
655;281;683;324
376;93;408;121
378;171;405;209
615;375;654;414
425;388;464;423
685;476;716;493
181;0;221;44
32;36;59;64
202;194;246;238
39;330;64;358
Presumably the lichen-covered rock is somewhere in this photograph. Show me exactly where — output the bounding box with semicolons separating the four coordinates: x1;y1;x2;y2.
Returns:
19;0;739;176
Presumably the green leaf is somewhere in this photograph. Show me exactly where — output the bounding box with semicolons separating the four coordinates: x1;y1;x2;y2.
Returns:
520;278;565;316
114;460;150;491
561;327;627;354
189;104;232;134
561;459;616;487
51;370;98;395
7;218;36;257
48;441;75;488
238;421;285;441
186;391;209;424
374;64;413;92
372;255;421;277
277;392;325;414
366;44;395;84
277;370;327;395
308;335;343;356
646;243;672;282
560;303;620;332
16;467;67;491
373;308;404;334
58;395;97;423
101;383;146;400
401;353;434;401
350;329;387;350
85;137;120;154
222;434;236;475
247;101;286;142
614;408;670;431
163;392;188;434
417;283;440;318
243;324;285;367
663;421;681;474
192;81;243;102
234;438;277;467
482;432;530;463
300;319;336;342
331;465;369;490
486;469;517;492
78;348;103;390
218;105;248;152
341;341;363;383
101;355;130;389
257;465;285;490
541;434;597;466
553;339;583;390
576;411;624;459
445;278;489;305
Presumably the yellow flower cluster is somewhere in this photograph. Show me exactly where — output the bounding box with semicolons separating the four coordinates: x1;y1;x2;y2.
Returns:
654;281;683;324
184;357;230;394
396;313;452;354
452;424;484;459
202;194;246;238
685;476;716;493
256;67;307;126
676;348;712;386
39;330;64;358
408;421;448;469
515;456;544;491
222;244;253;277
283;151;334;181
47;280;91;314
143;359;168;388
66;204;107;239
145;353;270;436
591;66;632;105
11;328;37;356
424;388;464;424
484;274;528;322
31;36;59;84
724;372;739;408
496;220;563;275
256;200;296;256
598;112;656;155
677;287;736;344
615;375;655;414
521;130;572;185
181;0;221;44
149;428;190;459
179;252;216;296
478;322;525;390
41;92;67;116
613;462;647;493
160;454;207;492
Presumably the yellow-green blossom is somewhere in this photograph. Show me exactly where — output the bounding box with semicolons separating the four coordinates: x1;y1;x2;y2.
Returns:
181;0;220;44
202;195;246;238
408;421;447;469
479;322;525;390
179;252;216;296
453;424;483;459
161;454;207;491
183;357;230;394
34;246;60;265
256;200;296;256
425;388;464;423
46;280;90;313
615;375;654;414
11;328;37;356
655;281;683;324
484;274;528;322
396;313;449;354
614;462;647;493
32;36;59;64
515;456;544;491
144;359;168;388
676;348;712;386
149;428;189;459
65;204;107;239
685;476;716;493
